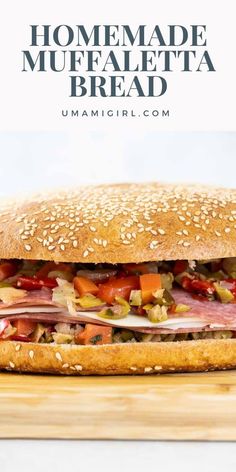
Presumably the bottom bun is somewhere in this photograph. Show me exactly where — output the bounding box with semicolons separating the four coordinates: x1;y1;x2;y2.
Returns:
0;339;236;375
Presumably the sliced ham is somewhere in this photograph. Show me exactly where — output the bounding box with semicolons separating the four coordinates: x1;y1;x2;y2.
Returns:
133;326;236;335
0;287;105;313
0;288;53;309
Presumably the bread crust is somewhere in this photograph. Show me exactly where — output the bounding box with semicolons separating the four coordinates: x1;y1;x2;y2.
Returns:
1;339;236;375
0;182;236;263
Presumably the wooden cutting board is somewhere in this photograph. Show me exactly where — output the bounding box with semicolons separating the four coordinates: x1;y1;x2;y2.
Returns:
1;371;236;440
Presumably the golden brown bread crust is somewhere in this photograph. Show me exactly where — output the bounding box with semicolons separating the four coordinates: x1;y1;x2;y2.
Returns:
1;339;236;375
0;182;235;263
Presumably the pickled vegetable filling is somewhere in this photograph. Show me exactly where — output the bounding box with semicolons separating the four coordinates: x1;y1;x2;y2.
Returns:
0;258;236;344
0;320;234;345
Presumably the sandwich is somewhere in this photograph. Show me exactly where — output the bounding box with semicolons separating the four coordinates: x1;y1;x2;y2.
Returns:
0;182;236;375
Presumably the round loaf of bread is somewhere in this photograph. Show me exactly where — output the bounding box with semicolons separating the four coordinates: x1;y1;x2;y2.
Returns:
0;182;235;263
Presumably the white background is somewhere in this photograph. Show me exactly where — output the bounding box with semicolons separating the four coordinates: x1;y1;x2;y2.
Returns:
1;0;236;470
0;131;236;197
1;441;236;472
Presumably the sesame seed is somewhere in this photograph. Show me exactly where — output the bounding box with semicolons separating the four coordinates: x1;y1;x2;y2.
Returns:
55;352;62;362
83;250;89;257
24;244;31;251
29;350;34;359
130;366;137;371
158;228;165;235
195;235;201;241
183;241;190;247
225;227;231;233
154;365;162;371
60;244;65;251
144;367;153;372
62;363;69;368
74;364;83;371
182;229;189;236
72;240;78;248
15;344;21;352
9;361;15;368
149;240;158;249
215;230;221;237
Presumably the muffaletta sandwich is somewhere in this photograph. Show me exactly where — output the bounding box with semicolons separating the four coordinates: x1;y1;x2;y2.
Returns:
0;182;236;375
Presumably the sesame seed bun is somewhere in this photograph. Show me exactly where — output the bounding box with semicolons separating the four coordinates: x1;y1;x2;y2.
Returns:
1;338;236;375
0;182;235;263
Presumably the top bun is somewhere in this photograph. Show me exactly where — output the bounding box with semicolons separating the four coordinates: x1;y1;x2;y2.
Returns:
0;182;235;264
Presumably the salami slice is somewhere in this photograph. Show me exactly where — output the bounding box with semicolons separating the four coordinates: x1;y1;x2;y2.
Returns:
171;289;236;324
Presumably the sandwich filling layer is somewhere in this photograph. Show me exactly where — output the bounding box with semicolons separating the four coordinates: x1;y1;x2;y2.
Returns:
0;258;236;345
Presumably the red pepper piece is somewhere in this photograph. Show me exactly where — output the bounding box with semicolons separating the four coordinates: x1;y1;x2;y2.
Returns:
97;276;139;304
181;276;215;296
10;335;32;342
168;303;177;314
173;260;188;275
16;276;58;291
12;319;36;337
0;262;17;281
